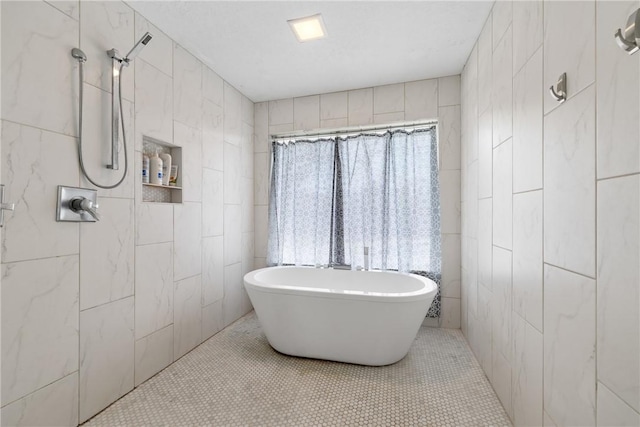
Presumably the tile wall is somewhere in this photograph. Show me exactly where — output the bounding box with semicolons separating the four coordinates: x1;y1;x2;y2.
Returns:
0;1;254;424
460;1;640;425
253;77;462;329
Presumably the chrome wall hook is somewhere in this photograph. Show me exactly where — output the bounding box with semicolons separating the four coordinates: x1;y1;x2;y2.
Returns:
549;72;567;103
614;8;640;54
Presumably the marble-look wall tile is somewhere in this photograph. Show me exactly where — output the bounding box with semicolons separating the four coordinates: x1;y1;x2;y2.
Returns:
254;102;269;153
254;257;267;270
477;283;493;380
597;382;640;427
45;1;79;20
348;88;373;126
136;203;173;245
596;1;640;179
438;105;461;171
466;238;479;318
492;0;512;49
1;121;79;263
441;298;461;329
441;234;461;298
466;161;478;240
493;139;512;249
202;235;224;306
135;58;173;149
464;48;479;166
224;204;242;266
175;121;202;202
477;18;492;115
2;256;79;406
492;27;513;147
513;1;543;75
224;82;242;146
242;177;254;233
405;79;438;121
241;232;255;276
373;111;404;125
597;175;639;412
202;99;224;172
439;170;461;234
80;197;134;310
544;264;596;426
0;372;78;427
173;45;202;129
135;13;173;77
268;98;293;126
202;300;224;341
203;67;223;106
1;1;78;136
223;142;241;205
513;48;543;193
242;123;254;179
320;91;348;120
202;168;224;237
80;1;134;101
492;347;512;419
438;76;460;107
373;83;404;114
254;152;270;205
512;313;543;427
174;275;202;359
293;95;320;130
222;262;246;327
79;86;134;198
512;190;543;332
255;205;269;259
544;85;595;277
135;242;173;340
478;198;493;290
79;297;134;423
543;0;595;114
242;96;254;126
134;325;173;386
173;202;202;281
492;246;512;361
478;109;493;199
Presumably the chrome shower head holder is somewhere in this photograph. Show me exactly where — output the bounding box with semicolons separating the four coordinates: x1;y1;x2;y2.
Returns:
71;48;87;63
614;8;640;54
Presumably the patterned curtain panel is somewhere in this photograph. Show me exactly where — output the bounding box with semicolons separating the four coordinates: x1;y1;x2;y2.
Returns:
267;127;442;317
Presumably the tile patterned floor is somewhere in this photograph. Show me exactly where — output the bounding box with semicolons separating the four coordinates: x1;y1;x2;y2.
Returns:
85;312;511;426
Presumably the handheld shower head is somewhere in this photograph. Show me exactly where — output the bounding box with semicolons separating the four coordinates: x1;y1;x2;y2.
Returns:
123;32;153;64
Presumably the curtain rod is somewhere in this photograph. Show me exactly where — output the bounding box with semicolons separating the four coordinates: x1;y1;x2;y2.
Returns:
271;119;438;141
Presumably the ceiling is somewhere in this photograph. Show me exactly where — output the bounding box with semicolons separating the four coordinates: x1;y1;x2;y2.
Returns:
127;1;493;102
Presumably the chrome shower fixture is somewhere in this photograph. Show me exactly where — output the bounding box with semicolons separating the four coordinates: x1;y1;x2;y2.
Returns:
614;8;640;54
106;32;153;170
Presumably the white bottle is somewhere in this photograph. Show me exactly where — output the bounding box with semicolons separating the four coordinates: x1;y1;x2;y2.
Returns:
159;152;172;186
142;154;150;184
149;150;163;185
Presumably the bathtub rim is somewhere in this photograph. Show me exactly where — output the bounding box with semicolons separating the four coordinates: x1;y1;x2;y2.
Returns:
244;266;437;303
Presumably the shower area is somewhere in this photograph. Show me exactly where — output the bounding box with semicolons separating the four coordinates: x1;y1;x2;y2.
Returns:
1;0;639;426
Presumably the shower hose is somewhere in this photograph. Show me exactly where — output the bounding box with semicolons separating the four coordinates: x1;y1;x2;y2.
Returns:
75;59;129;189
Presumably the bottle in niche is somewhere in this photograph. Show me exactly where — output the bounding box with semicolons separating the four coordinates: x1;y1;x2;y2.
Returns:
159;151;172;186
142;153;150;184
149;150;163;185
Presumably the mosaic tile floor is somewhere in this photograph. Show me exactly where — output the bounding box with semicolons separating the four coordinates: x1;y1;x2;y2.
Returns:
85;312;511;427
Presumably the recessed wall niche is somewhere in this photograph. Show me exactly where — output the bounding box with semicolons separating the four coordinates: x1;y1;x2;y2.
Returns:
142;136;183;203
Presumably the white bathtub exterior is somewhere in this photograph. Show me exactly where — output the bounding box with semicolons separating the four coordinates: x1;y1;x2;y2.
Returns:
243;266;438;366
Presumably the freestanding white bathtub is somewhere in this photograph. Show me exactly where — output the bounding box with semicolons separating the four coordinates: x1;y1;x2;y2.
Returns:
243;266;438;366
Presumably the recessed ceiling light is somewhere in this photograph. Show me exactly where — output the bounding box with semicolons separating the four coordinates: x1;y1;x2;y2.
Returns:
288;14;327;42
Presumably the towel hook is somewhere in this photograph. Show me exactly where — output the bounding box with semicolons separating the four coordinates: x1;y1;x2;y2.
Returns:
549;73;567;103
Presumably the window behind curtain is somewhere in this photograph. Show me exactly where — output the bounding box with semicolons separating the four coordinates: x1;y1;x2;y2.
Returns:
267;127;441;315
